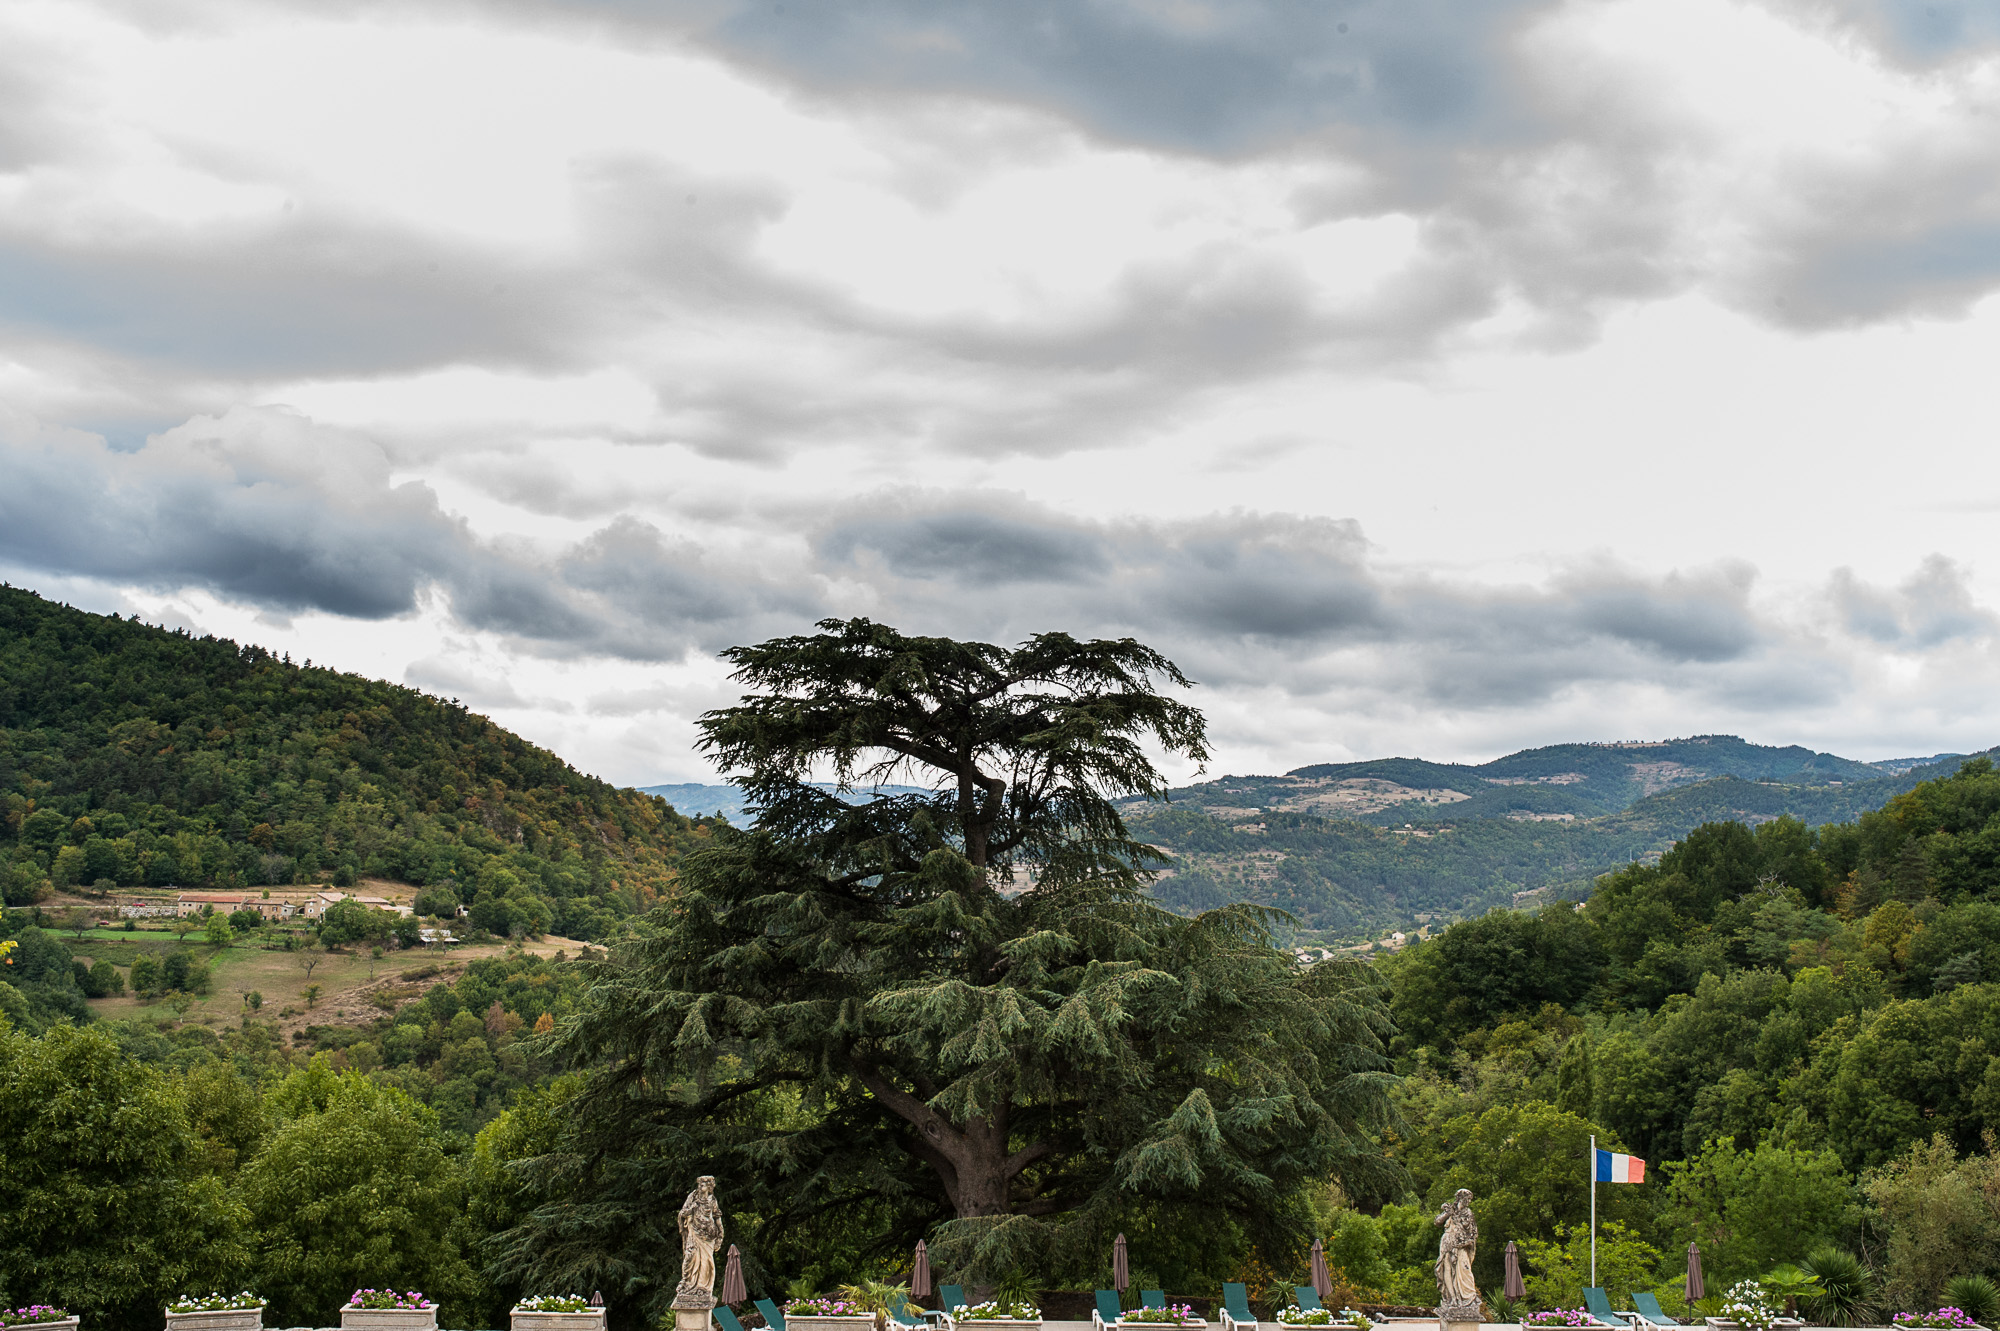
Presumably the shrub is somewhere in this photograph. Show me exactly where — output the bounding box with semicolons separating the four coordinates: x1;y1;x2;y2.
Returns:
1944;1281;2000;1328
1802;1248;1877;1328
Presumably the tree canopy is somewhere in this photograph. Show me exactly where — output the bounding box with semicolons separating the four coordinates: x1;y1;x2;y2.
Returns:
500;620;1398;1316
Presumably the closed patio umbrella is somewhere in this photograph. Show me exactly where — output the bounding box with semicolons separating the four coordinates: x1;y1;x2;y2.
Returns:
721;1245;746;1306
1503;1242;1525;1301
1686;1243;1705;1302
1310;1239;1333;1302
1113;1234;1130;1293
913;1240;933;1299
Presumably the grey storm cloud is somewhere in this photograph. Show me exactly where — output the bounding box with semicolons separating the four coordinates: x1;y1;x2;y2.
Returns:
0;410;465;618
0;162;796;383
1814;0;2000;59
0;407;825;659
675;0;1548;155
1830;555;1998;647
3;407;1991;723
645;0;2000;335
811;492;1787;706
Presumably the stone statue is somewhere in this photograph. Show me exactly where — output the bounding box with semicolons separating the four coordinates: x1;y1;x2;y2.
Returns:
674;1176;725;1314
1433;1188;1480;1324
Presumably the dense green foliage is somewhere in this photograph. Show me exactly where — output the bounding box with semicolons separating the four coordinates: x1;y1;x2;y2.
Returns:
1353;756;2000;1315
0;1025;246;1330
0;946;591;1331
0;586;709;939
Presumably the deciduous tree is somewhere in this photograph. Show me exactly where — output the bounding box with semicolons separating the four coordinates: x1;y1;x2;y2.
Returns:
0;1026;246;1331
238;1062;477;1326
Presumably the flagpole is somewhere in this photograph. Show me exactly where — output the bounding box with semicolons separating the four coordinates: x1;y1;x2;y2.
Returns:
1590;1134;1598;1289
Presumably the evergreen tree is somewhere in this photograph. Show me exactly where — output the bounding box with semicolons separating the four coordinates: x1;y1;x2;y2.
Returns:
504;620;1398;1309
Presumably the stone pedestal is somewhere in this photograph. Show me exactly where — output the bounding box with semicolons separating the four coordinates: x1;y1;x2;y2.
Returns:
672;1290;714;1331
1438;1319;1478;1331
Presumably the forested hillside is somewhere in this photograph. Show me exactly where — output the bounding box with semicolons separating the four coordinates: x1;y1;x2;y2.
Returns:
1349;755;2000;1320
0;586;709;939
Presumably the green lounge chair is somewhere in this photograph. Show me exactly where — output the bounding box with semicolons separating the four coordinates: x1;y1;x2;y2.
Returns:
1221;1283;1257;1331
1095;1290;1127;1331
756;1299;788;1331
1142;1292;1167;1311
1582;1289;1630;1329
928;1287;969;1330
718;1311;750;1331
890;1294;928;1330
1293;1290;1324;1314
1629;1294;1677;1328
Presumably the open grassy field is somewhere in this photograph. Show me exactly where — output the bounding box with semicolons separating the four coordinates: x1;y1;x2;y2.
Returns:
70;928;588;1034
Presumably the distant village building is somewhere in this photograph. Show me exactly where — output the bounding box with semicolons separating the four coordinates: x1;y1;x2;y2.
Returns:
174;892;295;921
175;892;251;917
296;890;347;919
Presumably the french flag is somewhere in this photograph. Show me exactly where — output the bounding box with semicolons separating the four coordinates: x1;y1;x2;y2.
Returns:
1595;1149;1645;1183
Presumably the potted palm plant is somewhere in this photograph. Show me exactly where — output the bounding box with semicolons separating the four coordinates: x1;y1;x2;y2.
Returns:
166;1294;267;1331
340;1291;438;1331
511;1296;606;1331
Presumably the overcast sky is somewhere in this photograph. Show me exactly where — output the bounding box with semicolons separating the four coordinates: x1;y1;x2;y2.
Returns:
6;0;2000;786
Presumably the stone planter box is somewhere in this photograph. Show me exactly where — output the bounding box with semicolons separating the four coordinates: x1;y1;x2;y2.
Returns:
786;1316;878;1331
29;1318;79;1331
513;1313;607;1331
167;1310;263;1331
340;1309;439;1331
956;1319;1042;1331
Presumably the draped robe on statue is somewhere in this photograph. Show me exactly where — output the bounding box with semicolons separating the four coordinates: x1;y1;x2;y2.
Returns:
1434;1190;1479;1315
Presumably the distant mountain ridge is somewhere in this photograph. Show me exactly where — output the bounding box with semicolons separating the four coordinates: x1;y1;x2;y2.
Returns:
1174;734;1942;827
635;737;1989;943
1116;735;1987;942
